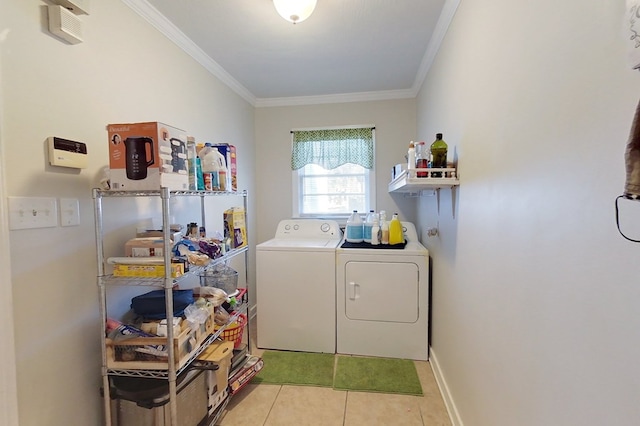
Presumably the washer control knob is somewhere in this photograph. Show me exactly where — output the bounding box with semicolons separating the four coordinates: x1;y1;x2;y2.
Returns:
293;224;300;231
320;223;331;233
284;224;291;230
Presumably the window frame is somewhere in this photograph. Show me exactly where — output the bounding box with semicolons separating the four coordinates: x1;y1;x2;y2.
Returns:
291;125;376;222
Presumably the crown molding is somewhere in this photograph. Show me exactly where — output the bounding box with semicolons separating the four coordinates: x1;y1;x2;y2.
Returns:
254;88;416;108
412;0;461;95
121;0;257;106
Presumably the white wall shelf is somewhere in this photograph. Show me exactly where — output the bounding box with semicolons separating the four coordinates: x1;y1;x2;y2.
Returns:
388;168;459;195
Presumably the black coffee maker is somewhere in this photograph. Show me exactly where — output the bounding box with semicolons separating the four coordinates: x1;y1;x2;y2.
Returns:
125;136;155;180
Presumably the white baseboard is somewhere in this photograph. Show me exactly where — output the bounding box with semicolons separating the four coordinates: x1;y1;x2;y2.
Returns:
429;347;463;426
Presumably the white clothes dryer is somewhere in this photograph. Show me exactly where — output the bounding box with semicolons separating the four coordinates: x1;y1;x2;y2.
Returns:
256;219;342;353
336;222;429;360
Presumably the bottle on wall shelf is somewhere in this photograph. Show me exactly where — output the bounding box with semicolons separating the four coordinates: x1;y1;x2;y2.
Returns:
379;210;389;245
346;210;364;243
388;213;404;245
430;133;448;177
407;141;416;173
363;210;376;243
416;141;429;177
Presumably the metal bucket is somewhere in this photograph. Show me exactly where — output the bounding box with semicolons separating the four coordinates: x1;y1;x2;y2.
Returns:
199;267;238;294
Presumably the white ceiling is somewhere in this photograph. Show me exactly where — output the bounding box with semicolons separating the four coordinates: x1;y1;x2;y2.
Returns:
125;0;458;107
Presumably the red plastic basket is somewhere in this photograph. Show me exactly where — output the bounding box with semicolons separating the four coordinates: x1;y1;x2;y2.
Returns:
217;313;246;348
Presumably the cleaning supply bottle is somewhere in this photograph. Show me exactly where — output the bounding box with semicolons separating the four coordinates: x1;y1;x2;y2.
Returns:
198;143;217;190
211;147;228;191
389;213;403;245
407;141;416;172
430;133;448;177
363;209;375;243
370;214;380;245
380;210;389;245
195;157;205;190
200;143;227;190
346;210;364;243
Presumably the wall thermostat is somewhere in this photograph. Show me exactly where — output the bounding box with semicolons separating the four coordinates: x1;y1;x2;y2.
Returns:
47;137;88;169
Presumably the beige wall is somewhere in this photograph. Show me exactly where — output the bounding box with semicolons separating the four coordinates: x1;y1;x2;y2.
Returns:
254;99;418;244
417;0;640;425
1;1;255;424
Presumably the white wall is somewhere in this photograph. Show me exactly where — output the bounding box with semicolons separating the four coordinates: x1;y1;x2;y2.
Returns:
254;99;417;244
0;1;254;425
417;1;640;425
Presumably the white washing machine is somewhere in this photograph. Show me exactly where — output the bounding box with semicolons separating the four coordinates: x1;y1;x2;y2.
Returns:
336;222;429;360
256;219;342;353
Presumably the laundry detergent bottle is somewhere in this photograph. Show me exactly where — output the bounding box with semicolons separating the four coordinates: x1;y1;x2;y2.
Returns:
363;210;376;243
370;215;380;245
346;210;364;243
388;212;404;245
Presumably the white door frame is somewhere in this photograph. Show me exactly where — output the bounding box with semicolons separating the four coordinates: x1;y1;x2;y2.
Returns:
0;54;20;426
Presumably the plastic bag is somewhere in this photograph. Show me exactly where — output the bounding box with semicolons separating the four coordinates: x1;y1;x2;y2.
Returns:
183;302;210;328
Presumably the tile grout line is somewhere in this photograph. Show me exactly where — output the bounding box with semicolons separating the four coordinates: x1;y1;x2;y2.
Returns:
261;384;283;426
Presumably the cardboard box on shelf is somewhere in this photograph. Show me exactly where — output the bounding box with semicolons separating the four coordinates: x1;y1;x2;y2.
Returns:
105;304;214;371
135;230;184;242
125;237;166;257
211;143;237;192
198;340;233;415
107;121;189;191
112;263;184;278
223;207;246;248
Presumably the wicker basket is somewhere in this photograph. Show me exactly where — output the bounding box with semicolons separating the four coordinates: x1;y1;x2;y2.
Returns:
216;313;246;348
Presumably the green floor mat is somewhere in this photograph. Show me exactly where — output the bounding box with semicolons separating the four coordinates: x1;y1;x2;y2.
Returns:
333;355;423;396
251;350;335;387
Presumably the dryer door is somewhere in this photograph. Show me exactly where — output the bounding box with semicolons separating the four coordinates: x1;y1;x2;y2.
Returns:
344;260;418;323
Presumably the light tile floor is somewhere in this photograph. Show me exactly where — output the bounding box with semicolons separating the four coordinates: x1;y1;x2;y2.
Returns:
216;319;451;426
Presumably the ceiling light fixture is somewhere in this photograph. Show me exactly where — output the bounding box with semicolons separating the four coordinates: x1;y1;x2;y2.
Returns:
273;0;317;24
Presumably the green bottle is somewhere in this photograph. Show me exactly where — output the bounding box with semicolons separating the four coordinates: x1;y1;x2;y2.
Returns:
430;133;447;177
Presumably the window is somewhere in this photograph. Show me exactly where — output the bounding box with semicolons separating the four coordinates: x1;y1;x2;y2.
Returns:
291;126;375;219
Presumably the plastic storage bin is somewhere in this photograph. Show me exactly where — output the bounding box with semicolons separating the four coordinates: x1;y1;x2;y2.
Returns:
108;367;209;426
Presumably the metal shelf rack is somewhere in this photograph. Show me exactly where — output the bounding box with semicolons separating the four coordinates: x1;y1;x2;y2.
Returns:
93;187;249;426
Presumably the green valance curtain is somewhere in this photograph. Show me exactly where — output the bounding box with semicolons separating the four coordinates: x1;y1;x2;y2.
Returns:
290;127;374;170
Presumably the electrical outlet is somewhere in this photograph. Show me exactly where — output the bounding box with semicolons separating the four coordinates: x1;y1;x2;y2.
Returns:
59;198;80;227
8;197;58;230
426;227;439;237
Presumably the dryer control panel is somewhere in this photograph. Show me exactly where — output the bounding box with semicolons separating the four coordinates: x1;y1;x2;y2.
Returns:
274;219;342;239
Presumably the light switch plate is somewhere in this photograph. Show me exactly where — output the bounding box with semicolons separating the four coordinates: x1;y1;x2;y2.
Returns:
59;198;80;227
8;197;58;230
